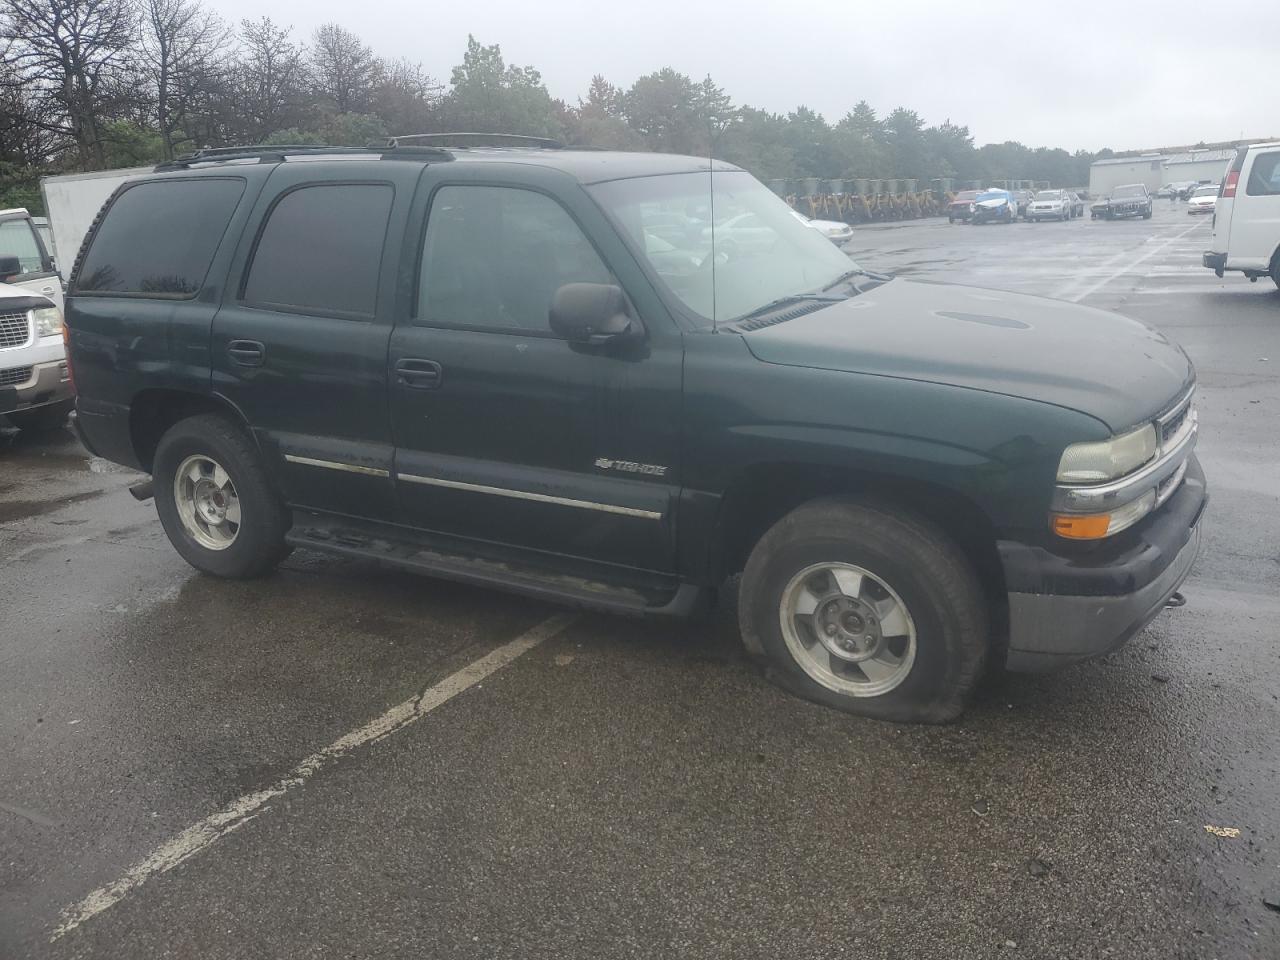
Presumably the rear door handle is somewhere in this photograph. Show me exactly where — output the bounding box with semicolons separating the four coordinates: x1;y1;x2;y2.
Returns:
395;358;442;390
228;340;265;367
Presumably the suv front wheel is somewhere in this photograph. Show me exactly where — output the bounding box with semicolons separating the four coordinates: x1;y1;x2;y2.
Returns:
152;414;291;578
739;498;988;724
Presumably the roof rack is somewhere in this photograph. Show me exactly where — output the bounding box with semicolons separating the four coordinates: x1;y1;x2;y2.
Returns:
154;143;452;172
380;132;566;150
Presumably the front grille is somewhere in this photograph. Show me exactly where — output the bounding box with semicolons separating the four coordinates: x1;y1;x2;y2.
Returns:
0;310;31;349
0;365;33;387
1158;389;1195;448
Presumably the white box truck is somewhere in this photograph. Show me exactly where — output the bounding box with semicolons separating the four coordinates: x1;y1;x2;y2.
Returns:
40;166;152;280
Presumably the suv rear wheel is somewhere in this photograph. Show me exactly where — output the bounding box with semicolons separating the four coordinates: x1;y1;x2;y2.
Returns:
739;498;988;723
152;414;290;578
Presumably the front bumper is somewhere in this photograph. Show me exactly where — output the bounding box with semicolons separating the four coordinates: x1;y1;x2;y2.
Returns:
999;455;1207;672
0;359;72;416
1027;207;1063;218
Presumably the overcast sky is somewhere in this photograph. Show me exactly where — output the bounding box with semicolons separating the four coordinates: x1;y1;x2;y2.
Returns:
212;0;1278;152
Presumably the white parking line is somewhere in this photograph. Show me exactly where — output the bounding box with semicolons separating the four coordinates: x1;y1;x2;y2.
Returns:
51;612;577;941
1058;223;1203;303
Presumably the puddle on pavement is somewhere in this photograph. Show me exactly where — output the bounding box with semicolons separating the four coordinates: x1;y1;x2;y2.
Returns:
0;488;106;523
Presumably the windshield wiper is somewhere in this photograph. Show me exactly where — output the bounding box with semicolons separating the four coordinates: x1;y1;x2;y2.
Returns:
821;267;892;291
733;292;844;323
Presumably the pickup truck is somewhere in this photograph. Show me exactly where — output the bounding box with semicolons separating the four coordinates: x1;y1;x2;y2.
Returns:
65;142;1206;723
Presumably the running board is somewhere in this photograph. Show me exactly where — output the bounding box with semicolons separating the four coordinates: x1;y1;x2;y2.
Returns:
285;514;701;618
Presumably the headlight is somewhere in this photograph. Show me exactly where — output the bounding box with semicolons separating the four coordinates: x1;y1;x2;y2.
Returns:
1057;423;1158;484
33;305;63;338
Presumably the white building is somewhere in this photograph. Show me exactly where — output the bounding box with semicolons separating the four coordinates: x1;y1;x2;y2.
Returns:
1162;148;1235;188
1089;147;1236;196
1089;155;1164;196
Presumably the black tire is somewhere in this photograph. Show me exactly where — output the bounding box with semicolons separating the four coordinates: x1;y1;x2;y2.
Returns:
1271;253;1280;290
948;215;954;223
7;399;73;433
152;414;291;579
738;498;988;724
1142;208;1152;219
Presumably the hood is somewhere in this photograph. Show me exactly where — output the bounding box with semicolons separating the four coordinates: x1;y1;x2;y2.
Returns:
739;278;1193;432
0;281;52;308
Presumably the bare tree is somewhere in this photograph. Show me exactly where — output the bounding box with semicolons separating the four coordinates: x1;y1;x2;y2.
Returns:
230;17;308;142
0;0;137;168
310;22;378;115
372;57;440;135
138;0;229;158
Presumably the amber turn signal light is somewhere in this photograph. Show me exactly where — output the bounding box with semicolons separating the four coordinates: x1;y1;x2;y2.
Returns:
1051;513;1112;540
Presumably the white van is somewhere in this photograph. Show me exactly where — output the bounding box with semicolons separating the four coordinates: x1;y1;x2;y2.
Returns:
1203;141;1280;288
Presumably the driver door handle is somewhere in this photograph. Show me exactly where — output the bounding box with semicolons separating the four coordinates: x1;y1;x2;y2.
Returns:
395;358;443;390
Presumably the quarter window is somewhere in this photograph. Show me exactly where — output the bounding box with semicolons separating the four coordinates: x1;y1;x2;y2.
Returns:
244;183;393;319
416;186;611;334
74;179;244;297
1245;152;1280;197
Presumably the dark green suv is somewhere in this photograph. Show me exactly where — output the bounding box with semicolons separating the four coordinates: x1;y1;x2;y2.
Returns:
65;141;1206;723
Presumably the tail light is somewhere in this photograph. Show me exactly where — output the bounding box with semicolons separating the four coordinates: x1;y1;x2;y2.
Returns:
62;322;76;393
1221;170;1239;199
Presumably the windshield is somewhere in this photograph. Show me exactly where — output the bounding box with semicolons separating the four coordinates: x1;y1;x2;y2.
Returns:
1034;190;1064;200
954;190;981;201
1113;185;1146;198
589;171;858;327
1192;186;1217;197
976;191;1009;201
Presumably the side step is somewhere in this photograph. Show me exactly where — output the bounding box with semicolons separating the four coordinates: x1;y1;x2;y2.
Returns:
285;514;701;618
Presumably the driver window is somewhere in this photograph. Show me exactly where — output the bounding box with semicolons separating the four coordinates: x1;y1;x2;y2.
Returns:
416;185;611;334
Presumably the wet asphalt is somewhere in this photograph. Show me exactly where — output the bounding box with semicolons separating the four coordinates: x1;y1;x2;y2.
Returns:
2;202;1278;959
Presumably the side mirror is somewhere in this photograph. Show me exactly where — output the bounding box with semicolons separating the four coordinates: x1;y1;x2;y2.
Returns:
549;283;637;344
0;255;20;283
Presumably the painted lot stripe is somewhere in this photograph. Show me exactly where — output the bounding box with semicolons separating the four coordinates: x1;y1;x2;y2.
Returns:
1061;223;1204;303
52;612;577;941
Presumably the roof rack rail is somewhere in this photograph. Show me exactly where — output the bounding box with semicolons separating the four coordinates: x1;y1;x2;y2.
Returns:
154;143;453;172
381;132;566;150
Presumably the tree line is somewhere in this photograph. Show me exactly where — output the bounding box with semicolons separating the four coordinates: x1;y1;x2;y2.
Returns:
1;0;1116;211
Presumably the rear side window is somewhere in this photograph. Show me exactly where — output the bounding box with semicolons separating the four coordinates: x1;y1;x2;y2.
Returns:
1245;152;1280;197
75;179;244;297
243;183;393;320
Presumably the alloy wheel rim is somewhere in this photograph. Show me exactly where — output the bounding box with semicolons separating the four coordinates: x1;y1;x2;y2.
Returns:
173;454;241;551
779;562;917;697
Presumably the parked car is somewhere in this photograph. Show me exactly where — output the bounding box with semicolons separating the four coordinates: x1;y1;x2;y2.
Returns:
1066;192;1086;218
0;280;72;432
1186;185;1218;215
0;207;63;310
1026;189;1071;222
1094;184;1153;220
791;209;854;244
1154;186;1177;200
970;188;1017;224
1203;140;1280;288
1012;189;1034;219
65;142;1206;724
947;189;982;223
